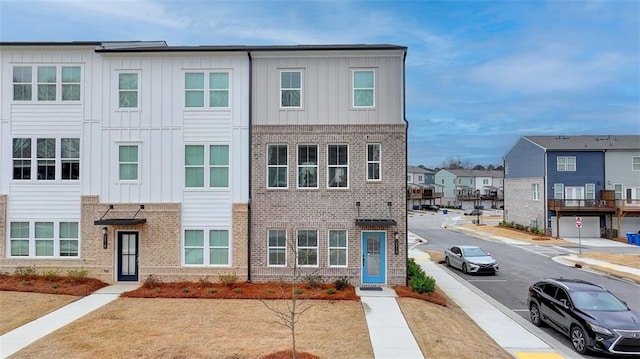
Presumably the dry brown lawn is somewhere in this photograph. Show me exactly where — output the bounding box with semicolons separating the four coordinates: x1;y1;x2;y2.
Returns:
0;292;78;335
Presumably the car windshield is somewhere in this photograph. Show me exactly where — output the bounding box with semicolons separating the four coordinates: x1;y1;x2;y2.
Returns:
462;247;487;257
571;290;628;311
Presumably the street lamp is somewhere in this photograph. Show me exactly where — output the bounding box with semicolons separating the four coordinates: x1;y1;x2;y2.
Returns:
475;189;481;226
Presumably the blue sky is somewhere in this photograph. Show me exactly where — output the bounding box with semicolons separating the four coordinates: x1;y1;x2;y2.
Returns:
1;0;638;168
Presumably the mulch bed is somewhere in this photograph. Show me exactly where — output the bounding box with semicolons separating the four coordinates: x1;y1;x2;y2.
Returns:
0;274;109;296
394;285;447;306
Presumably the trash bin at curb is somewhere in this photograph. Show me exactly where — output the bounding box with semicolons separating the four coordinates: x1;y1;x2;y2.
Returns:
443;209;448;215
626;233;637;245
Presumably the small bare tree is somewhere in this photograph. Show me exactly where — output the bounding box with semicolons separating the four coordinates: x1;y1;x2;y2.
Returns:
261;236;318;359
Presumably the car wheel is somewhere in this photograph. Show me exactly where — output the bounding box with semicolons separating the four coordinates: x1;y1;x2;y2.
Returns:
462;263;468;274
529;303;544;327
570;325;588;354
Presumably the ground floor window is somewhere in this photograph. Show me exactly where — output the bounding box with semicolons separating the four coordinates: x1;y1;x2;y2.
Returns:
328;230;347;266
184;229;230;266
9;221;79;257
297;230;318;266
268;229;287;266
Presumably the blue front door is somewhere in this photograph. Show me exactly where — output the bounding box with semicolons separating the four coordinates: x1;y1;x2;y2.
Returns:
117;232;138;281
362;231;386;284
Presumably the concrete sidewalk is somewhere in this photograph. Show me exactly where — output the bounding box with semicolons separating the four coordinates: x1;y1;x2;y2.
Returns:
0;283;139;358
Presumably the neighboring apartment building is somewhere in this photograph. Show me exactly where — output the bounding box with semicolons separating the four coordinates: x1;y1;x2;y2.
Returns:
434;169;503;209
503;135;640;238
406;165;442;210
0;42;408;286
250;45;408;286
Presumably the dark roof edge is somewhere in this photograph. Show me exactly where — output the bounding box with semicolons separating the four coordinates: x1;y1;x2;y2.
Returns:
95;44;407;53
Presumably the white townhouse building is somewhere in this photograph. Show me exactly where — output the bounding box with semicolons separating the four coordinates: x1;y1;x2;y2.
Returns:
0;42;408;286
0;41;250;283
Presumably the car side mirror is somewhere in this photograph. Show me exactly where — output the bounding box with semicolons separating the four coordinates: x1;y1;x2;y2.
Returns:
560;299;569;308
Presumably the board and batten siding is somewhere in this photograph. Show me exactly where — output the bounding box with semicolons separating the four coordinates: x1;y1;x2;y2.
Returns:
251;51;404;126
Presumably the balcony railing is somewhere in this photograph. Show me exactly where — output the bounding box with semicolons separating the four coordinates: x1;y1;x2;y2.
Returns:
422;189;443;199
547;199;616;212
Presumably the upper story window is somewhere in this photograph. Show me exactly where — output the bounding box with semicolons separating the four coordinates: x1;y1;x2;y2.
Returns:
367;144;381;181
280;71;301;108
532;183;540;201
633;156;640;171
185;144;230;188
327;145;348;188
267;144;288;188
12;137;80;181
553;183;564;199
614;184;623;199
557;156;576;171
353;70;375;107
185;72;230;108
585;183;595;200
119;145;139;181
118;73;139;109
297;145;318;188
13;65;81;102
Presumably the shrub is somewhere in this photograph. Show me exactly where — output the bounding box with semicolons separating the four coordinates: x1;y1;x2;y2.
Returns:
233;288;242;294
334;276;350;291
14;266;38;279
182;287;190;293
42;269;62;281
411;274;436;294
142;274;162;289
65;268;89;284
219;274;238;287
326;288;336;295
407;258;425;280
304;274;324;289
20;280;31;286
294;288;304;295
207;287;217;294
50;283;60;289
198;277;212;287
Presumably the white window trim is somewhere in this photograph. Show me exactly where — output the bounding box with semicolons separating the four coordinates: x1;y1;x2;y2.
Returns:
296;229;319;267
554;183;564;199
12;65;83;103
279;69;303;109
366;143;382;182
182;228;232;266
116;141;142;184
9;220;80;258
267;229;288;267
115;70;141;111
11;137;80;182
632;156;640;171
327;144;349;189
532;183;540;201
352;69;375;108
328;229;348;267
297;144;319;189
585;183;596;200
183;70;232;110
267;144;289;189
557;156;576;172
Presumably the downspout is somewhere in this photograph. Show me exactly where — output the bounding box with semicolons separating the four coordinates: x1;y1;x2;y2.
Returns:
247;51;253;282
402;48;409;287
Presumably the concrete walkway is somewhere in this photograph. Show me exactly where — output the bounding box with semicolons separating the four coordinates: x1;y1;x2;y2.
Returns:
357;287;423;358
0;283;139;358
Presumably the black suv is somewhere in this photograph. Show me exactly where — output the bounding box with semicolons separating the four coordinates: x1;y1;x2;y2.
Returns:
528;278;640;355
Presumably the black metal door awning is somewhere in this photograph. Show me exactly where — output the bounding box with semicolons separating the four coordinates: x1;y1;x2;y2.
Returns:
94;204;146;226
94;218;147;226
355;218;397;227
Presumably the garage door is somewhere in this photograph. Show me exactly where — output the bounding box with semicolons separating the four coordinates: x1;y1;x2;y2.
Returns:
550;216;599;238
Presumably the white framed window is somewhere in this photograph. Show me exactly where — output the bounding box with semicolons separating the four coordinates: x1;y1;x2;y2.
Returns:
554;183;564;199
184;230;204;265
353;70;374;107
12;138;31;180
267;144;288;188
185;145;229;188
183;229;230;266
13;66;32;101
633;156;640;171
327;144;348;188
585;183;596;200
185;71;230;108
37;66;56;101
12;65;81;102
297;230;318;266
483;179;489;185
12;137;80;181
268;229;287;266
557;156;576;171
614;184;623;200
209;230;230;265
367;144;381;181
280;71;301;108
118;72;139;108
532;184;540;201
9;221;79;257
35;222;54;256
297;145;318;188
37;138;55;180
10;222;29;256
119;145;139;181
328;230;347;267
